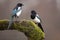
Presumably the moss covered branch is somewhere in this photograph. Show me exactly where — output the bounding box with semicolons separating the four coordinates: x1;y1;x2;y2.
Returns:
0;20;45;40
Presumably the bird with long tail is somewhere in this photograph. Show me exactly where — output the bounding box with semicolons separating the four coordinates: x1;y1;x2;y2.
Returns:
7;3;24;29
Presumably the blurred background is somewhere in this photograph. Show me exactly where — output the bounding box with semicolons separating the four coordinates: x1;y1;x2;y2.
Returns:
0;0;60;40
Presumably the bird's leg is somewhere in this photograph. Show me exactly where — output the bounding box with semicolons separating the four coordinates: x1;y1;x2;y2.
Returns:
15;17;19;23
15;17;17;22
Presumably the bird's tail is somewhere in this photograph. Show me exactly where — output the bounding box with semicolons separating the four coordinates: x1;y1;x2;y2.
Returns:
38;23;44;32
7;16;14;29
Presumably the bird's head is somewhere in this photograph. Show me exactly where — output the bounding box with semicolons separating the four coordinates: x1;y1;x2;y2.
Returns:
31;10;36;19
31;10;36;14
17;3;24;7
13;3;24;10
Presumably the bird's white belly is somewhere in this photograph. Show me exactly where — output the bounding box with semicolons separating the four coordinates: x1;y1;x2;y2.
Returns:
34;17;41;23
16;10;22;16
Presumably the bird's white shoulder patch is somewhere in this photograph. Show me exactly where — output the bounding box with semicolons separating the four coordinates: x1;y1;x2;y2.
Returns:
16;7;22;16
16;10;22;16
34;17;41;23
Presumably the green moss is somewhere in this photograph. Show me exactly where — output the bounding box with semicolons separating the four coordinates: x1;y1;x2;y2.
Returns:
0;20;45;40
0;20;15;30
0;20;8;30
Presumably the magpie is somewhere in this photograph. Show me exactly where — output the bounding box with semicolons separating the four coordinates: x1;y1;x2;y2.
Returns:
7;3;24;29
31;10;44;32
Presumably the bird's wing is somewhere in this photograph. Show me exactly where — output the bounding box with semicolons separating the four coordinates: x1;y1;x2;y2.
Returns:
36;14;42;23
16;9;22;17
12;7;22;16
12;9;16;15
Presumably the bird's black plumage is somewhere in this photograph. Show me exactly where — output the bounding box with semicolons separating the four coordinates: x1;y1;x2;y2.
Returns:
38;23;44;32
31;10;36;19
31;10;44;32
17;3;23;7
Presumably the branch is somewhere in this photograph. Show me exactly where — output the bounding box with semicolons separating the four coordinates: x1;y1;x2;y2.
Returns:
0;20;45;40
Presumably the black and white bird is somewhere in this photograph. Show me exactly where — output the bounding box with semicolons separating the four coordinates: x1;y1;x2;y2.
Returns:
7;3;24;29
12;3;24;18
31;10;44;32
